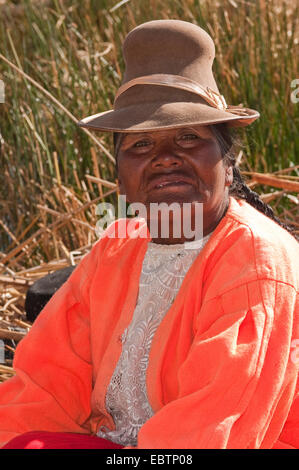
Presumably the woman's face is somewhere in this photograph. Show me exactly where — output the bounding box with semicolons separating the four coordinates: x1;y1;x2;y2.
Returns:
117;125;233;239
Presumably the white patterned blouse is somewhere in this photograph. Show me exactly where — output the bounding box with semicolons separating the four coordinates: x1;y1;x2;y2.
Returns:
97;234;212;446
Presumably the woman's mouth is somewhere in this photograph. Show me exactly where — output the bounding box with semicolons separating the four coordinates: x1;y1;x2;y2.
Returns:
148;174;195;191
153;181;193;190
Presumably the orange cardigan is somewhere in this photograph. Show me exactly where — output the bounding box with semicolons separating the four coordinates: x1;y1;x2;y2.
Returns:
0;197;298;449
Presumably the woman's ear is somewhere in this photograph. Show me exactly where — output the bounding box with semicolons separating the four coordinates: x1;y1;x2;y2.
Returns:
225;166;234;187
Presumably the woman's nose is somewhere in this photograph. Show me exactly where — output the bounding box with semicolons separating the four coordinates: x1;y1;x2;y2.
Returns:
151;145;182;169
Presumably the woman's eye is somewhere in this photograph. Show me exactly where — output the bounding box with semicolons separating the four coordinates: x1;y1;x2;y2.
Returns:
176;133;202;146
122;138;153;154
179;133;199;141
133;140;151;148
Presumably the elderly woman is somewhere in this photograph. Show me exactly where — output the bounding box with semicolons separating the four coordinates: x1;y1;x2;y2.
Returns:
0;20;298;450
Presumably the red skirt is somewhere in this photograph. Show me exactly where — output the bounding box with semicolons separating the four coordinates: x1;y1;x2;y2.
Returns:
2;431;124;449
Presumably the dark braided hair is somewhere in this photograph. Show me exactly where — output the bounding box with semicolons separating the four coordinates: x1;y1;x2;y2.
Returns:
113;127;298;242
209;123;298;241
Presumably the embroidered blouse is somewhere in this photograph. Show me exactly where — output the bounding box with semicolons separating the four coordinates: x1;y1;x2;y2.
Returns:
97;234;211;446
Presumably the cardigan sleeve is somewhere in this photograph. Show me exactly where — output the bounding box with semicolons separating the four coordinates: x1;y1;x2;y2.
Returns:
0;252;95;448
134;279;299;449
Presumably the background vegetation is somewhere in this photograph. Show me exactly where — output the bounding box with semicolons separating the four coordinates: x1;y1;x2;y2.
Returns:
0;0;298;379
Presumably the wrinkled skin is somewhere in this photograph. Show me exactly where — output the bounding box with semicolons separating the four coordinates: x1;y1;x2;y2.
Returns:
117;126;233;244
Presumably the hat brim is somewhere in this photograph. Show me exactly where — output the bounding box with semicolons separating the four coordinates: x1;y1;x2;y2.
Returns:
77;101;259;132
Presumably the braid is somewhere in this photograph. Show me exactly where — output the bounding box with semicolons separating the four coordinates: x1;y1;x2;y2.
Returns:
230;167;298;240
230;166;275;218
210;124;299;242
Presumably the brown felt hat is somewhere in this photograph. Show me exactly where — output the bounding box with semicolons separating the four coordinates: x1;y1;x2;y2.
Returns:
78;19;259;133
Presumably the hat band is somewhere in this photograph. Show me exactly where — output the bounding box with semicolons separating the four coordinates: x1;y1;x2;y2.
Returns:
114;73;228;110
